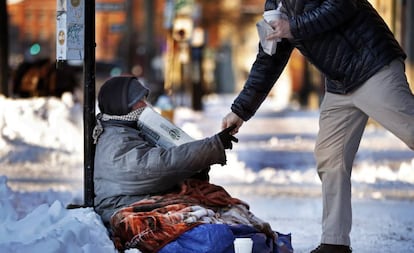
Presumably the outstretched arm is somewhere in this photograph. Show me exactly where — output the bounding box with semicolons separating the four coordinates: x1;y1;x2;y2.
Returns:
222;113;244;134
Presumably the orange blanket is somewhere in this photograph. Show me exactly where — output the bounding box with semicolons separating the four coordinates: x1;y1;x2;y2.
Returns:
110;179;273;252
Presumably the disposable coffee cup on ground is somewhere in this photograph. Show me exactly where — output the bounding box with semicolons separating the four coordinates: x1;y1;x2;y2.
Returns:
234;237;253;253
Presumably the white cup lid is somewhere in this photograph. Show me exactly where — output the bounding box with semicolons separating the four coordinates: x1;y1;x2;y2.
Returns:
263;10;282;21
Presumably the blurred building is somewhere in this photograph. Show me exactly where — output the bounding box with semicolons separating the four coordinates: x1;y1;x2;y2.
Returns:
7;0;162;81
6;0;414;107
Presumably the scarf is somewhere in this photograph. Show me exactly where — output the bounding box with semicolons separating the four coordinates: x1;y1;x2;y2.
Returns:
92;107;145;144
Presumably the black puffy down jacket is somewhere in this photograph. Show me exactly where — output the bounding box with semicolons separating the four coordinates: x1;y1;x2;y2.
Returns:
231;0;406;121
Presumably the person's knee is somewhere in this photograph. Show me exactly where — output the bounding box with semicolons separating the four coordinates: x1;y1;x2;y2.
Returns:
314;144;335;176
401;128;414;150
314;144;351;179
407;134;414;150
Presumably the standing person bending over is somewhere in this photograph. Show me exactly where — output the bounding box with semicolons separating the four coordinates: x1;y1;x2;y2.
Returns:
222;0;414;252
93;75;238;226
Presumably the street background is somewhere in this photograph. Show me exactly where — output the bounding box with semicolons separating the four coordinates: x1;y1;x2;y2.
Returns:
1;0;414;252
2;0;414;108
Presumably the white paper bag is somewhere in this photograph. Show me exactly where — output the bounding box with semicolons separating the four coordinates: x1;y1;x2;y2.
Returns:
137;107;194;149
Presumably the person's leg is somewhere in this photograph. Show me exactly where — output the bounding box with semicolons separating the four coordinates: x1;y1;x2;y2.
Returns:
315;92;368;246
354;59;414;150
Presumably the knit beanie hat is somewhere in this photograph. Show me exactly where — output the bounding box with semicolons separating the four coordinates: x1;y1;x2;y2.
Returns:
98;76;149;115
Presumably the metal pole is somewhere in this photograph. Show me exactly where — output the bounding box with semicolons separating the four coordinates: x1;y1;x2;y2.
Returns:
83;0;96;207
0;0;9;97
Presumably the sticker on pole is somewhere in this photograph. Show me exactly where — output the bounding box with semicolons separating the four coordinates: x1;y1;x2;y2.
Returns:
56;0;84;61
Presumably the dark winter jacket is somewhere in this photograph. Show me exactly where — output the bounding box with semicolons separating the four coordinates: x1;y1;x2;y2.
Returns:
94;120;226;224
232;0;406;121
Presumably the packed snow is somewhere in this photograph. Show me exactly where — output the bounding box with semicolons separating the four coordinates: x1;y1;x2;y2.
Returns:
0;92;413;253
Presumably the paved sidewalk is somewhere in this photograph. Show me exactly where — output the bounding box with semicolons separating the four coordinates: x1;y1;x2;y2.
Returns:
236;194;414;253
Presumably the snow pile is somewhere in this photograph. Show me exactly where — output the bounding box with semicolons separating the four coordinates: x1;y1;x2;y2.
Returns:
0;94;83;155
0;94;114;252
0;176;116;253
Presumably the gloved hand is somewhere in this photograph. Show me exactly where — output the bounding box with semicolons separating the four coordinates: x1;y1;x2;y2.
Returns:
218;125;239;149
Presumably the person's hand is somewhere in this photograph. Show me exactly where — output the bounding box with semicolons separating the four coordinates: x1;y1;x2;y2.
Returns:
222;112;243;135
218;125;239;150
266;19;293;40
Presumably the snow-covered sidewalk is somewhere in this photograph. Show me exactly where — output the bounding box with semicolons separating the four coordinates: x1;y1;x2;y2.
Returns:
0;93;413;252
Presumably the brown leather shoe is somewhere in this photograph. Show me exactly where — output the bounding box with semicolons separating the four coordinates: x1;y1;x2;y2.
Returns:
310;244;352;253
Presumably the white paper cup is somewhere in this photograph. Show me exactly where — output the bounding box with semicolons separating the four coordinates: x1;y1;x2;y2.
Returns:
263;9;282;22
234;238;253;253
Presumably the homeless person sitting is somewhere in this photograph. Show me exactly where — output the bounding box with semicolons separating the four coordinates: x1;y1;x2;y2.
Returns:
92;75;293;253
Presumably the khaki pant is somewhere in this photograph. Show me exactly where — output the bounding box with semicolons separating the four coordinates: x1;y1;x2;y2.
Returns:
315;59;414;246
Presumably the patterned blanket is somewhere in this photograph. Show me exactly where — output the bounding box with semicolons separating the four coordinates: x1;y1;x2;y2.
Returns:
110;179;275;252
